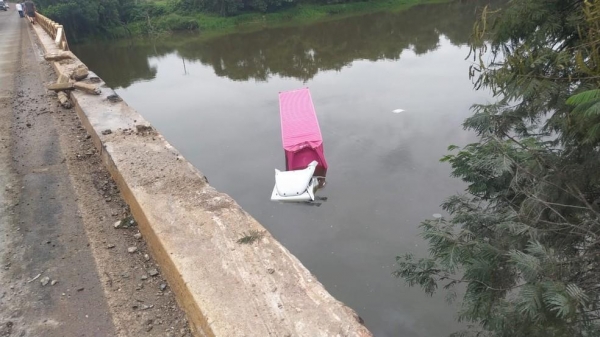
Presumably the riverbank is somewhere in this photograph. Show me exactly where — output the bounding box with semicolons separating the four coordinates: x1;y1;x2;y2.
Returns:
103;0;449;40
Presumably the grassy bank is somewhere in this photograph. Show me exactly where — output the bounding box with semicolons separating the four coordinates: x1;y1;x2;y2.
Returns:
105;0;449;40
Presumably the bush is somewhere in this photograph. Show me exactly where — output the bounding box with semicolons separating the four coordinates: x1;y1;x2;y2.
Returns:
157;14;199;31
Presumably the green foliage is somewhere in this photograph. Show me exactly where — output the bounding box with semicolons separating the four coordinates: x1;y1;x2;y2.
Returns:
40;0;443;41
394;0;600;336
157;13;199;30
567;89;600;144
236;230;265;244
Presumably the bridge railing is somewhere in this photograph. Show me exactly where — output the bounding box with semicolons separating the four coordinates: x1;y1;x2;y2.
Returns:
35;12;70;51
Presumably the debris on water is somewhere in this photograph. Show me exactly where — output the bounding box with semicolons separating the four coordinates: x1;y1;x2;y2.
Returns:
392;109;405;113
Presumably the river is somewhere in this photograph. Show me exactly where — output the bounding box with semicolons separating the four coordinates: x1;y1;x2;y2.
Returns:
73;1;495;336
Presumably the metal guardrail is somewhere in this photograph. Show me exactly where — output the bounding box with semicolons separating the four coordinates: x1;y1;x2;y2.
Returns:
35;12;69;51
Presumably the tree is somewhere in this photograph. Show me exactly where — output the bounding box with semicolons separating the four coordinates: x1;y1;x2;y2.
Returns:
36;0;137;41
394;1;600;336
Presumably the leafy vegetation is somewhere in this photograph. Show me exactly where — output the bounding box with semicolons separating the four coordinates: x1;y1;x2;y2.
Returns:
394;0;600;336
35;0;446;41
236;230;265;244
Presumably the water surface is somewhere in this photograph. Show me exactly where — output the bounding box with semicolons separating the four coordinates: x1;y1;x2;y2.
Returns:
74;2;494;336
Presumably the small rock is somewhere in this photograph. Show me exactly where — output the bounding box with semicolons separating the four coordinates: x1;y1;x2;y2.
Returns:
135;124;153;133
141;274;148;280
101;129;112;135
113;221;122;229
146;326;153;332
159;283;167;291
148;268;159;277
71;65;89;81
267;268;275;274
51;280;58;286
26;123;32;128
140;304;154;310
85;135;91;139
107;244;116;249
40;276;50;286
144;254;150;261
127;246;138;254
77;287;85;292
134;233;142;240
107;94;122;103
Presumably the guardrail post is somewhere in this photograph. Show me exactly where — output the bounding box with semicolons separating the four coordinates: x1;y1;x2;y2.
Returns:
55;26;63;46
35;12;70;51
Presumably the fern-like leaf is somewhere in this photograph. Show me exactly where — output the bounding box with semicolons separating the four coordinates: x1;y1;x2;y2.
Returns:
566;89;600;105
508;250;541;282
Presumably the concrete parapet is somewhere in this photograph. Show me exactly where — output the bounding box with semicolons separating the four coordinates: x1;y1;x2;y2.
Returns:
30;23;373;337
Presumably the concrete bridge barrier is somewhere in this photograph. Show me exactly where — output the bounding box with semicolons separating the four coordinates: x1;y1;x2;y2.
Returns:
30;15;373;337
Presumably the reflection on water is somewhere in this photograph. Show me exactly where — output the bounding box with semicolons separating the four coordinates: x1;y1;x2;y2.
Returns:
74;1;497;336
74;0;488;86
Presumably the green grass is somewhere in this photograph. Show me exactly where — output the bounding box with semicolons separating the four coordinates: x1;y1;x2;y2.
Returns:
195;0;448;33
104;0;449;40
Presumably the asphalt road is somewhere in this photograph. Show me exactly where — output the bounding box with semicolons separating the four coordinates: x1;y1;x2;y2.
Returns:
0;9;122;337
